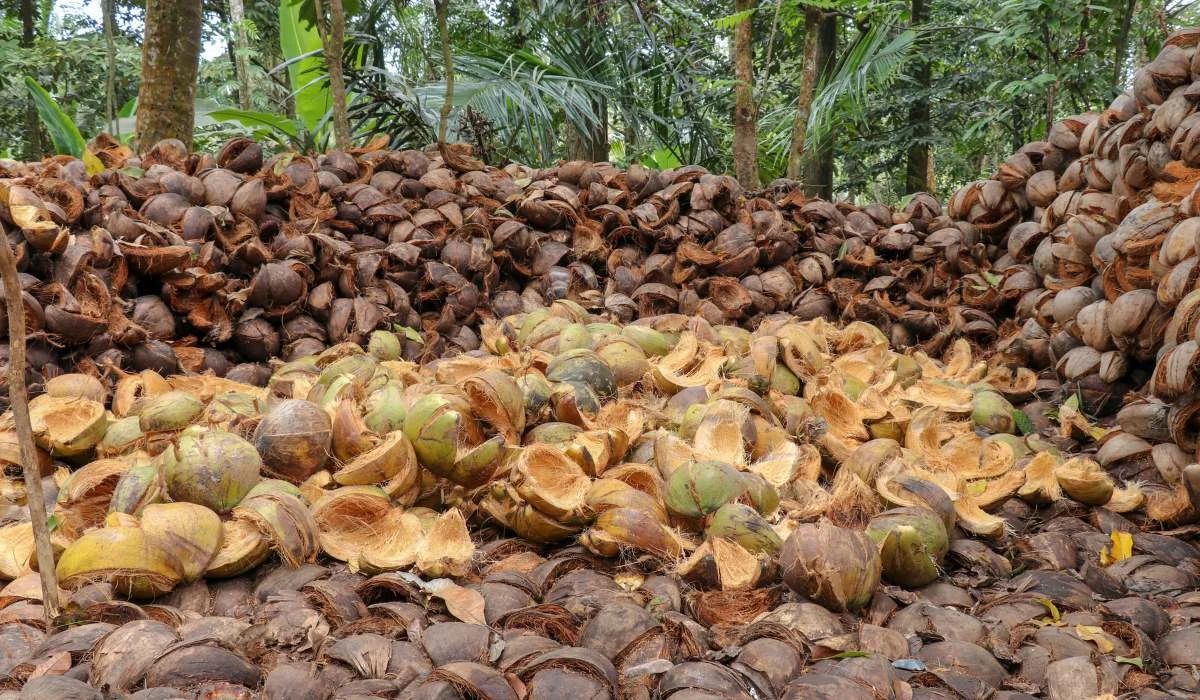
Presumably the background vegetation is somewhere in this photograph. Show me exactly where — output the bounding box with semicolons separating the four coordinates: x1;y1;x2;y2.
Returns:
5;0;1200;202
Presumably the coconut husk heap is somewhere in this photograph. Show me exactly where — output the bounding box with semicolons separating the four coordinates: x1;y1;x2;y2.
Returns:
0;127;1001;403
0;305;1197;698
948;27;1200;528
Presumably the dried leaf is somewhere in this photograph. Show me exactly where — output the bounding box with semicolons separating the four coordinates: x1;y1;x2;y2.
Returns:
1074;625;1115;653
425;578;486;625
1037;597;1061;623
1100;530;1133;566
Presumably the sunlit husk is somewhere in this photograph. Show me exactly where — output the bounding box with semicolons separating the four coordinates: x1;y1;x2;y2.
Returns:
28;395;108;456
55;525;183;599
233;491;320;566
139;502;222;582
205;518;270;578
580;507;682;560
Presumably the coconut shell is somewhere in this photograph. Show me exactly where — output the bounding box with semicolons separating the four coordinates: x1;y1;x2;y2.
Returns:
779;520;880;612
252;399;332;483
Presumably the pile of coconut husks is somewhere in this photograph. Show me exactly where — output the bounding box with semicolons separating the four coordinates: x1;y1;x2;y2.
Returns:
0;307;1193;700
14;27;1200;698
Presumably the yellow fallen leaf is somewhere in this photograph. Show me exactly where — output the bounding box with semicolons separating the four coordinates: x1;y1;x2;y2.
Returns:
614;572;644;591
83;149;105;176
1100;530;1133;566
1074;624;1115;653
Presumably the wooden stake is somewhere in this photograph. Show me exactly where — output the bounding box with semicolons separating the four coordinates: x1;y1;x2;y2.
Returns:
0;225;60;620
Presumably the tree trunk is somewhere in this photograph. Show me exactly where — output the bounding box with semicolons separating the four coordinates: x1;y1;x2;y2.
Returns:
904;0;931;194
20;0;41;160
435;0;453;145
731;0;758;188
803;13;836;198
228;0;253;111
1113;0;1138;90
326;0;352;149
137;0;203;150
566;97;608;162
786;6;822;180
565;8;608;163
103;0;118;136
0;229;60;621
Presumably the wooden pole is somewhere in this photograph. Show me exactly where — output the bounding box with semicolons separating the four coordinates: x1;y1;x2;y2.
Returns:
0;225;59;620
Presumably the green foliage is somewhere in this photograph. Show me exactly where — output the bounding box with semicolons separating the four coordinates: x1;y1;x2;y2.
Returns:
24;77;85;157
280;0;330;134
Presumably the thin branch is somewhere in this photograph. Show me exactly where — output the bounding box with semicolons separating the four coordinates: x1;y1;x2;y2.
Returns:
0;225;59;621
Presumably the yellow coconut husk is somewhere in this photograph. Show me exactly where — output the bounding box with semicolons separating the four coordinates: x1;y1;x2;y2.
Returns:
604;463;665;501
748;442;820;494
983;366;1038;399
1106;482;1146;514
903;379;973;414
677;538;764;591
966;469;1027;509
1055;457;1115;506
565;429;625;477
112;370;172;418
586;478;668;523
692;400;750;467
776;324;828;380
480;488;582;544
55;526;183;599
139;502;222;583
28;395;108;456
168;374;263;403
312;486;395;560
233;491;320;566
711;537;768;591
1018;452;1063;504
357;510;425;574
512;445;591;522
414;508;474;578
0;430;51;477
652;432;696;478
45;373;107;402
953;494;1007;539
0;523;34;580
0;572;67;605
331;399;376;463
334;430;417;486
206;518;270;578
300;470;334;504
784;480;832;521
462;368;526;444
824;469;881;529
652;333;725;393
810;388;870;443
587;402;644;448
52;457;136;542
579;507;682;561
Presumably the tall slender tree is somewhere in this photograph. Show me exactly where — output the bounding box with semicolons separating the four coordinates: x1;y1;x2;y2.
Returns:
787;6;823;179
311;0;352;149
904;0;931;194
20;0;41;159
731;0;758;188
137;0;204;149
103;0;119;136
229;0;254;111
803;13;836;197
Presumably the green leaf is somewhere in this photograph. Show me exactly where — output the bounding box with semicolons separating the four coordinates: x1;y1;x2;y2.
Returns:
208;109;301;139
395;325;424;344
46;513;61;532
714;8;756;30
280;0;329;133
24;77;85;158
1115;656;1143;669
1012;409;1033;436
831;650;870;659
